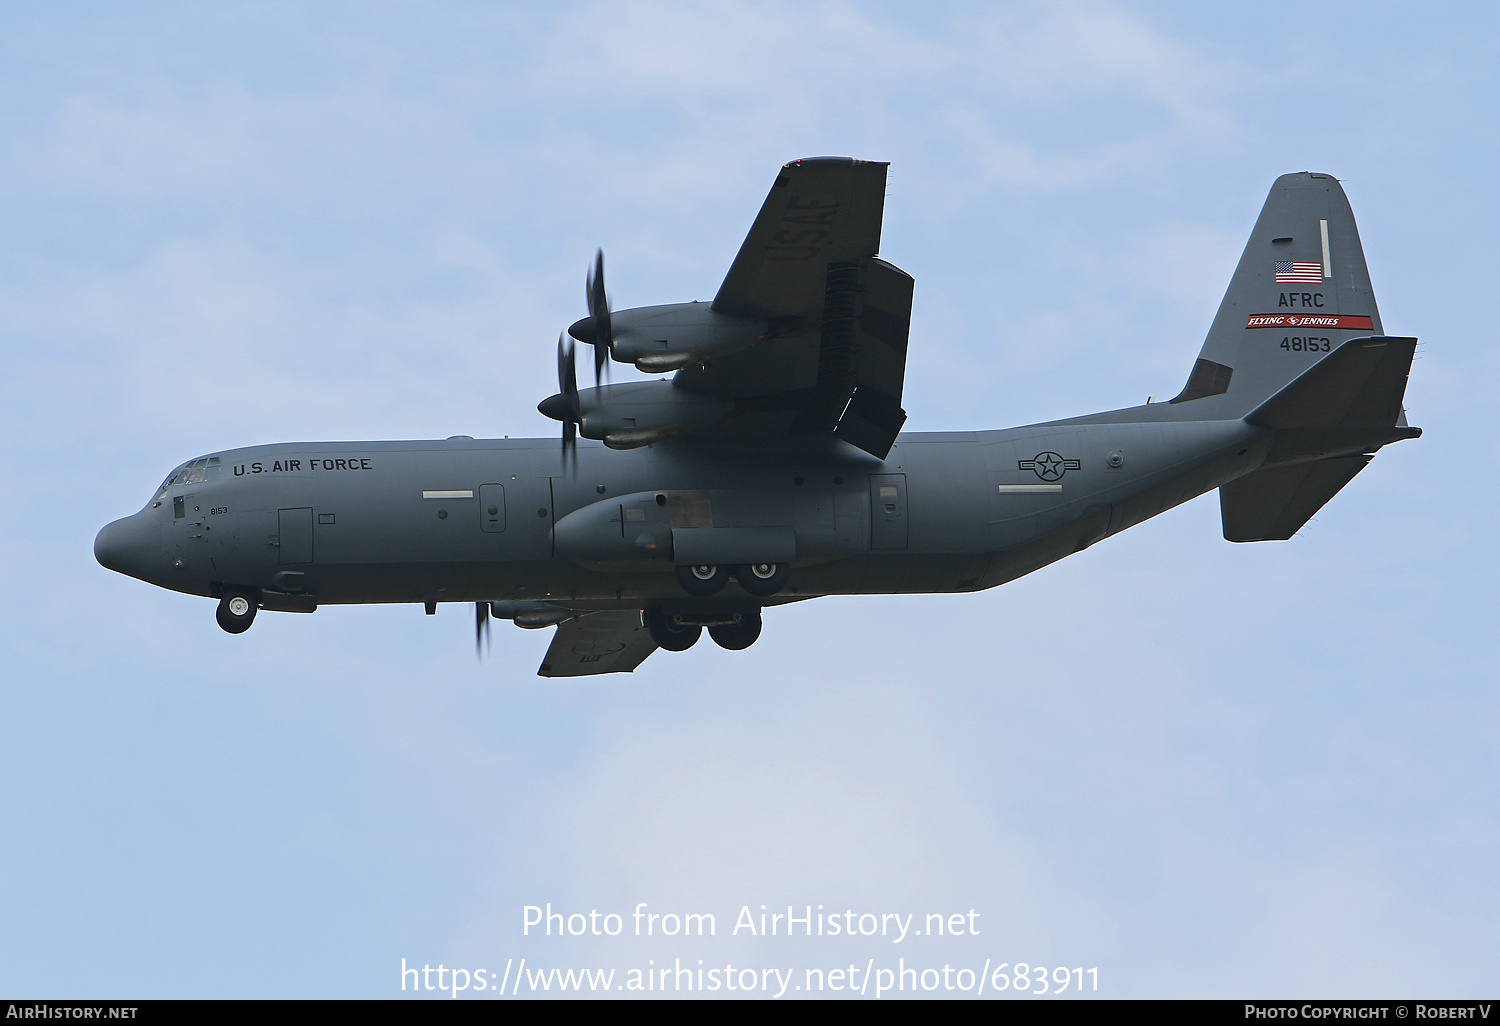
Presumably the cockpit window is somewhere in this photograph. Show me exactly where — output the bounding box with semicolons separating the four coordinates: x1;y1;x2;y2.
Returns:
155;456;222;497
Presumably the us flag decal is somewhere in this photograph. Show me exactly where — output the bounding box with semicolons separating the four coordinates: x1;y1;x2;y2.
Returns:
1275;260;1324;283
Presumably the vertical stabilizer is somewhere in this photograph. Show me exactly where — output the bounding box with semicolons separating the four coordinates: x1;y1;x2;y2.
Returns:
1171;173;1384;415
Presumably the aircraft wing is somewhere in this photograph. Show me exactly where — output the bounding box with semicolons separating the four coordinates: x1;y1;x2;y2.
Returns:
714;157;890;318
676;158;914;459
537;611;658;677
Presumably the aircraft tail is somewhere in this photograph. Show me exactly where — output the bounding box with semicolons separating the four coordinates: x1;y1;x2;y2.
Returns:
1170;172;1385;414
1155;172;1420;540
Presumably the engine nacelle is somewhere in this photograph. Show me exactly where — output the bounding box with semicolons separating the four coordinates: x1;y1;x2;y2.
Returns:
574;380;734;449
488;601;575;628
572;302;768;372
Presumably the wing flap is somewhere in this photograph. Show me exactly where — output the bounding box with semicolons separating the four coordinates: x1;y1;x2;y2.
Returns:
832;258;913;458
537;611;657;677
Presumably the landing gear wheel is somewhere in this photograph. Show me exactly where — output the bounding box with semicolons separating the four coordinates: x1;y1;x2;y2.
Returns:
216;592;258;634
736;562;788;597
709;612;762;651
644;607;702;652
675;563;729;597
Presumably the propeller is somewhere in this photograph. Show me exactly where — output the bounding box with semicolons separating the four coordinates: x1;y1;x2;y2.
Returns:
536;332;581;469
475;600;490;658
586;249;612;385
568;248;613;386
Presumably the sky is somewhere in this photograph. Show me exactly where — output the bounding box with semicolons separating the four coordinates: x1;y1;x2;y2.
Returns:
1;0;1496;1000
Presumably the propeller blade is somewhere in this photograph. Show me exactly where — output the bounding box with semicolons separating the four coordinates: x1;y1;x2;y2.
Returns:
475;600;490;658
557;333;580;469
585;249;611;386
557;333;578;407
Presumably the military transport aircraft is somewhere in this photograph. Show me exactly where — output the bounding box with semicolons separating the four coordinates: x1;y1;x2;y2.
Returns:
95;158;1420;676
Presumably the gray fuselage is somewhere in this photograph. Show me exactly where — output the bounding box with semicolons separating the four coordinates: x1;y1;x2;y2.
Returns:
96;412;1267;611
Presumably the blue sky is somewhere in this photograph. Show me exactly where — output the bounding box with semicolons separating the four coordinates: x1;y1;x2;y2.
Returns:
1;1;1495;998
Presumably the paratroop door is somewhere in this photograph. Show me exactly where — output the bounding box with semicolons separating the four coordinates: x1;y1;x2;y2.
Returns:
278;508;313;564
479;484;507;533
868;474;908;550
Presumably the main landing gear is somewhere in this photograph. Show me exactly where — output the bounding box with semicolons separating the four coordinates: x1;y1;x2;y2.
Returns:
708;617;761;650
736;562;788;597
674;564;729;598
673;562;788;598
215;590;258;634
644;607;763;652
644;607;701;651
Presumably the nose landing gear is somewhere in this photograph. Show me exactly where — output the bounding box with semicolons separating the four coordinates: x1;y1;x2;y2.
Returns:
216;591;259;634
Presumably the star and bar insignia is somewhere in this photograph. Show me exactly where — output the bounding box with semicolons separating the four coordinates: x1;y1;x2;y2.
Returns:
1018;452;1081;481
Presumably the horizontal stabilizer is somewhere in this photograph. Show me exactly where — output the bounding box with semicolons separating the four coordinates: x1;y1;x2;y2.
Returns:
1249;336;1417;430
538;611;658;677
1220;454;1372;542
1249;336;1421;463
1222;336;1419;540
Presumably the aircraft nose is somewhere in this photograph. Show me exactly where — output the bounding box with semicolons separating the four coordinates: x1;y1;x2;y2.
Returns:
95;515;159;581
